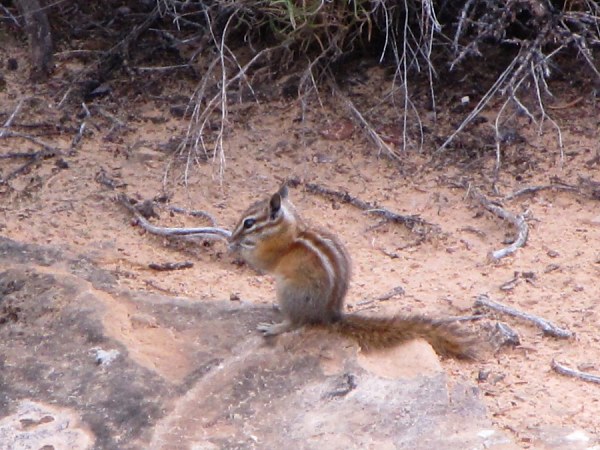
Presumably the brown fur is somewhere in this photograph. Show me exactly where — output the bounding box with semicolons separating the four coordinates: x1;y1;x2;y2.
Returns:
331;314;478;359
230;185;479;359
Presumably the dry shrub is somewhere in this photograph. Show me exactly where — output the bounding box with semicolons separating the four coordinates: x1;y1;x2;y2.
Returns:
5;0;599;176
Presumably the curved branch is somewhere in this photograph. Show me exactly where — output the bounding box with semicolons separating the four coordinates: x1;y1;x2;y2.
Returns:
475;295;573;339
457;180;529;260
551;359;600;385
116;194;231;240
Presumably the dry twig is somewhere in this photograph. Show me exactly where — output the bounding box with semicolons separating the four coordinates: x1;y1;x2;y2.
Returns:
505;177;600;202
504;184;579;200
116;193;230;240
288;178;438;235
551;359;600;385
355;286;405;307
456;180;528;260
0;130;62;153
168;206;217;226
329;81;398;159
148;261;194;271
475;294;573;339
0;98;26;137
0;130;62;183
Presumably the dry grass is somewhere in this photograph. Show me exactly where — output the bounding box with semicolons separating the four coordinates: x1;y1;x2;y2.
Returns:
7;0;599;179
154;0;599;179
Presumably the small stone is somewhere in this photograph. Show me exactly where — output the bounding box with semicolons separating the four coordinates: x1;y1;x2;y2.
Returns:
92;348;120;366
170;104;191;118
491;322;520;348
477;429;495;438
565;430;589;442
544;264;560;273
54;158;69;169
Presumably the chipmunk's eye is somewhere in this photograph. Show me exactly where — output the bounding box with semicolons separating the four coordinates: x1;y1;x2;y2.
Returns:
243;218;256;229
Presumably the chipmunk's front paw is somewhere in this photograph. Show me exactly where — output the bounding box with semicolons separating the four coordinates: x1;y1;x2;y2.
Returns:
257;320;295;336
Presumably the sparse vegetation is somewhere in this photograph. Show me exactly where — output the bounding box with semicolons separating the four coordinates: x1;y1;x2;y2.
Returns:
4;0;600;178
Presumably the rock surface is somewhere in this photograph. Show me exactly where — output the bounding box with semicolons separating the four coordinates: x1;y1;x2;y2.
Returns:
0;237;517;449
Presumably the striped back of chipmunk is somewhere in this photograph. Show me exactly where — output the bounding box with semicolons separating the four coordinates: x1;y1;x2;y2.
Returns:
295;228;351;314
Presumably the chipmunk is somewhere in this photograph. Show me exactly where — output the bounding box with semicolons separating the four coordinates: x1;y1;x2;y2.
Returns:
229;184;477;358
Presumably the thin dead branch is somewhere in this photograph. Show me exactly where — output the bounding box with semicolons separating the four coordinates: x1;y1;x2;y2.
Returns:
475;294;573;339
0;98;26;137
288;178;439;235
148;261;194;271
456;179;528;260
168;206;217;226
355;286;405;307
0;143;60;183
0;130;63;153
89;105;127;129
328;80;398;159
505;177;600;202
0;4;20;27
547;97;584;110
551;359;600;385
116;193;230;240
504;184;579;200
70;121;87;152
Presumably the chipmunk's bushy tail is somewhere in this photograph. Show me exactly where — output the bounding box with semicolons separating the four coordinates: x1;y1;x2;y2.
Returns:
331;314;478;359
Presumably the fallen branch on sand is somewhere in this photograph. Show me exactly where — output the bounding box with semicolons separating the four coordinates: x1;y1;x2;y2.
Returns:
454;179;528;260
475;294;573;339
148;261;194;271
504;184;578;200
505;176;600;202
116;193;231;240
551;360;600;385
288;178;439;236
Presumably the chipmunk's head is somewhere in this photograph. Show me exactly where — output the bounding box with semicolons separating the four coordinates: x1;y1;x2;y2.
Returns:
228;184;298;262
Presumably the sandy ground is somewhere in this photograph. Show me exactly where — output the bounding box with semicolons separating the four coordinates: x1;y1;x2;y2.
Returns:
2;42;600;447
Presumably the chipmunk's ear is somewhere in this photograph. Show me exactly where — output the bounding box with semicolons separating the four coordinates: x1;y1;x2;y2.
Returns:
269;191;283;216
277;183;289;200
269;183;288;218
